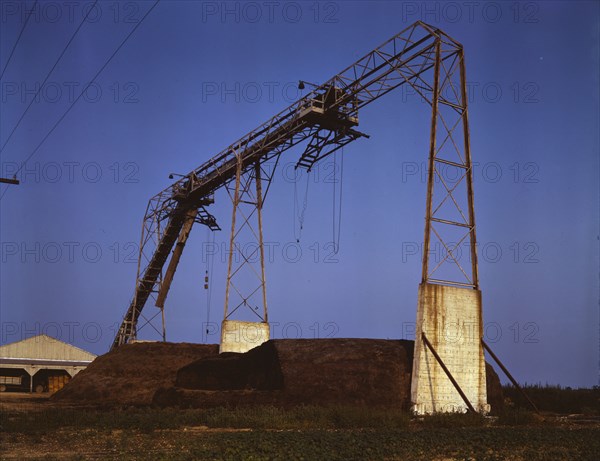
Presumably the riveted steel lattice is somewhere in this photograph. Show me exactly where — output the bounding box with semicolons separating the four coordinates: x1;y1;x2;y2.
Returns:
112;22;479;349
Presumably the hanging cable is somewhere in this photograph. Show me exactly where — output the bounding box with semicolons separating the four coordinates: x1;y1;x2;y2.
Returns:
293;170;298;238
332;152;336;248
0;0;160;201
0;0;38;81
204;226;215;341
338;148;345;249
332;147;345;254
293;168;310;242
0;0;99;155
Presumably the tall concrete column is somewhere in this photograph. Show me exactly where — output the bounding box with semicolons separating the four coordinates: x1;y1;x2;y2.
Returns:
220;320;270;353
411;283;489;414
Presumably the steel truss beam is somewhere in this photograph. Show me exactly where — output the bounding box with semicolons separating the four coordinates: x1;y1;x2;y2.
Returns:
112;21;479;349
111;200;218;349
223;158;275;324
295;127;368;171
421;38;478;289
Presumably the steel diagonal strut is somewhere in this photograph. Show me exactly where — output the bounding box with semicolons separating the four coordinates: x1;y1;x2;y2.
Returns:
112;21;474;349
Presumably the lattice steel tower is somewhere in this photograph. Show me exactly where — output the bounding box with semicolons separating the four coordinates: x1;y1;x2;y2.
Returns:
111;22;488;414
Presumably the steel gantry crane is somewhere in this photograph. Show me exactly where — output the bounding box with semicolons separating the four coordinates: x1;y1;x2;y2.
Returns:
111;21;480;354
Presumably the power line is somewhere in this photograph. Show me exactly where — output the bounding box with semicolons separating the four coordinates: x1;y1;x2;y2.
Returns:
0;0;38;81
0;0;161;202
0;0;99;155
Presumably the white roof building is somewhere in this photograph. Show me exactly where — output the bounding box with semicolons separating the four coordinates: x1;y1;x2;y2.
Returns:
0;335;97;393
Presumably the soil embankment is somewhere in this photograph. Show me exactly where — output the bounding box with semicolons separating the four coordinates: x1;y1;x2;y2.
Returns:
53;339;503;411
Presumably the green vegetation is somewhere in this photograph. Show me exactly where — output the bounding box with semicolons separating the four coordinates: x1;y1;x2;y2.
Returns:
1;423;599;461
495;407;537;426
2;385;599;460
151;428;599;461
502;384;600;415
0;399;594;435
1;405;412;434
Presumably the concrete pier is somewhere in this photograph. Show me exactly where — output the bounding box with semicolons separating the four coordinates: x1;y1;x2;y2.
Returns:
219;320;270;353
411;283;489;414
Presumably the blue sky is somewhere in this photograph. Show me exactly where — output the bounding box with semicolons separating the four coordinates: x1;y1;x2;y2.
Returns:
0;1;598;388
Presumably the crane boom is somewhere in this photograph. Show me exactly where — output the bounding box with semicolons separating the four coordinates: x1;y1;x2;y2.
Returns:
112;21;467;349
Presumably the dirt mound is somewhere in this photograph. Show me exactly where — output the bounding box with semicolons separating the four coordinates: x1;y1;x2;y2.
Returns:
176;340;284;391
157;339;414;409
52;342;218;406
54;339;503;411
155;339;503;411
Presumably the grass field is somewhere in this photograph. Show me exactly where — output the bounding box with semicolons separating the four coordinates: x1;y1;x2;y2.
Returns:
3;424;599;461
1;386;599;460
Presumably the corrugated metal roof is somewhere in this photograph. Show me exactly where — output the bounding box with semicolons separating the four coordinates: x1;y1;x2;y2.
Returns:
0;335;97;362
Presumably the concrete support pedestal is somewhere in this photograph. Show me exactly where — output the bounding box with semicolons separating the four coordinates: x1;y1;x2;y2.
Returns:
219;320;270;353
411;283;490;414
